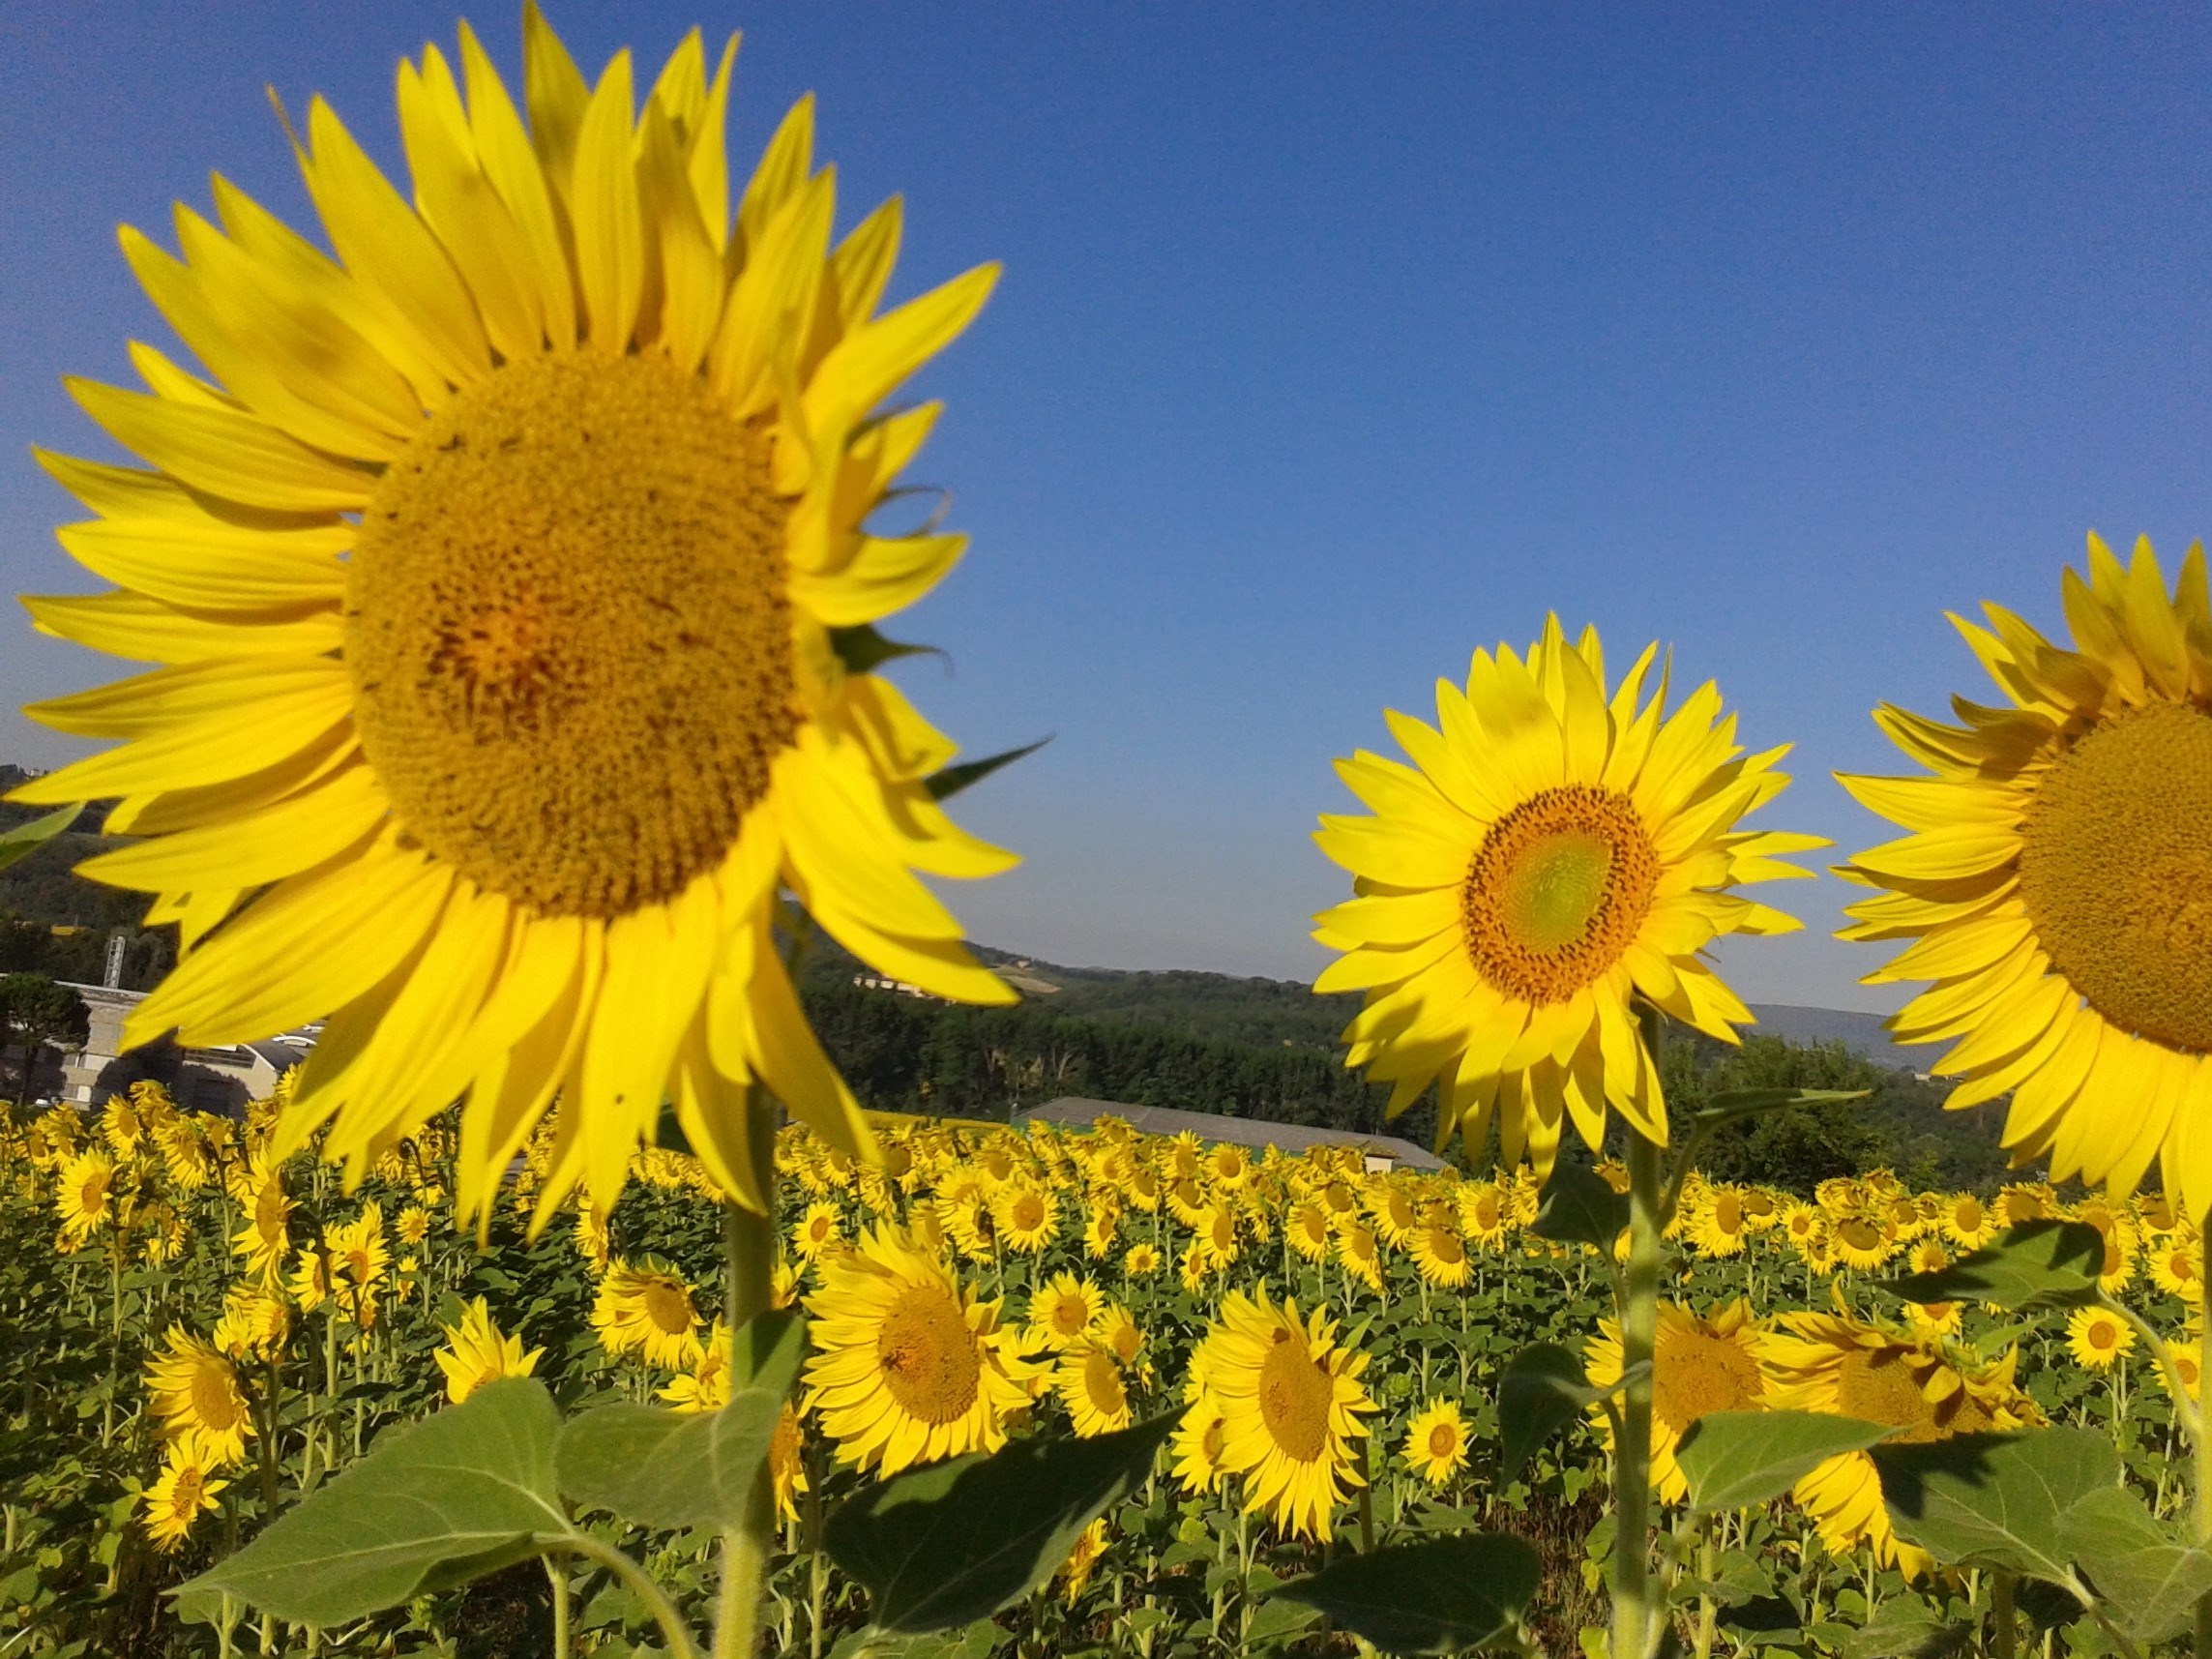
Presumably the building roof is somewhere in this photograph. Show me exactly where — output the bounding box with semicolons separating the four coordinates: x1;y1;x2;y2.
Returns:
1016;1097;1447;1170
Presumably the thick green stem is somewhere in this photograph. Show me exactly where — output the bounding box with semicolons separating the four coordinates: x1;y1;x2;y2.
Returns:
714;1092;780;1659
1610;1126;1664;1659
1992;1571;2017;1659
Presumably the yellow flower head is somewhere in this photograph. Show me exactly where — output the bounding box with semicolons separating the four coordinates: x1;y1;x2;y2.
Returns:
1688;1186;1751;1259
1315;618;1814;1178
1839;537;2212;1212
591;1259;701;1369
1122;1240;1163;1278
1055;1343;1134;1437
434;1295;544;1404
1335;1221;1386;1295
768;1400;810;1523
1585;1300;1768;1503
1171;1391;1232;1496
802;1222;1037;1475
141;1444;226;1554
54;1147;115;1245
1408;1219;1472;1288
2064;1305;2135;1371
213;1283;292;1362
145;1326;254;1466
793;1199;844;1260
1025;1271;1106;1354
661;1319;733;1412
1401;1397;1471;1488
991;1181;1058;1254
11;8;1017;1229
1193;1289;1374;1541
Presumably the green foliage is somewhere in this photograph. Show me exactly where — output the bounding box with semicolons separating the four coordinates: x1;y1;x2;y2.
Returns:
1883;1221;2105;1311
1870;1428;2118;1585
1674;1410;1895;1513
824;1413;1177;1632
1530;1161;1628;1250
1271;1532;1541;1655
0;974;90;1103
0;803;81;876
1498;1344;1623;1482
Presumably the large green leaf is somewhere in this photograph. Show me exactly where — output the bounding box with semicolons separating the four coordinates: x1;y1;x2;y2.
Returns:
1675;1409;1895;1513
826;1412;1175;1632
1872;1428;2119;1585
557;1310;806;1530
1497;1343;1630;1481
1691;1087;1869;1132
2057;1485;2212;1646
1530;1161;1628;1251
173;1378;570;1626
1837;1596;1972;1659
1270;1534;1540;1656
1881;1222;2105;1311
0;802;81;874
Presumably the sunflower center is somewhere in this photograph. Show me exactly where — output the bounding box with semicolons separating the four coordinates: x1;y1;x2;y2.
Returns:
1953;1198;1983;1232
641;1280;693;1337
190;1361;243;1434
2088;1319;2118;1352
347;352;798;917
1257;1331;1334;1462
1835;1347;1991;1445
875;1284;982;1425
1051;1297;1089;1337
1082;1350;1127;1415
1713;1193;1743;1235
1651;1326;1761;1436
1462;786;1660;1004
1428;1422;1460;1461
2017;701;2212;1052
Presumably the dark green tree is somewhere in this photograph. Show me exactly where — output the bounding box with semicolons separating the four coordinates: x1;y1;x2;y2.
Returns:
0;973;91;1106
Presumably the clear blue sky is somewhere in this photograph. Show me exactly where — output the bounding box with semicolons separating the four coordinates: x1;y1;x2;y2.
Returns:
6;4;2211;1013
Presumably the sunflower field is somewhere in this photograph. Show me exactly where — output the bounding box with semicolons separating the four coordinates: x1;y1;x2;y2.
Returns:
0;1075;2196;1658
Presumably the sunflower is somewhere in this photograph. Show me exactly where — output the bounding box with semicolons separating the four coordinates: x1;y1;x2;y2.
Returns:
992;1182;1058;1254
326;1201;391;1327
1171;1392;1232;1495
1765;1312;2039;1579
1458;1182;1510;1248
1195;1289;1374;1540
1687;1187;1749;1259
212;1284;291;1361
1584;1299;1768;1502
1314;618;1814;1176
1997;1182;2053;1228
12;9;1017;1226
287;1242;336;1315
396;1203;432;1248
1336;1222;1386;1295
1196;1205;1241;1270
1408;1220;1472;1288
767;1401;810;1523
1094;1302;1147;1372
2065;1305;2135;1371
793;1199;843;1260
803;1222;1036;1474
228;1166;291;1284
1176;1238;1216;1294
591;1259;701;1369
1401;1397;1471;1488
1826;1215;1897;1273
1056;1344;1134;1437
1081;1195;1120;1259
54;1148;114;1246
145;1326;254;1466
1123;1240;1163;1278
1780;1202;1824;1259
1835;537;2212;1214
2152;1236;2203;1302
661;1319;731;1411
1939;1193;1994;1252
1285;1200;1333;1263
1905;1238;1948;1276
1026;1271;1107;1353
434;1295;544;1404
1055;1518;1110;1606
573;1194;612;1273
2161;1339;2203;1406
1204;1142;1253;1191
1368;1180;1421;1249
140;1445;225;1554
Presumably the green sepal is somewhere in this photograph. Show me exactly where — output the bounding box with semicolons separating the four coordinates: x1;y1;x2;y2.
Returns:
830;624;941;675
925;737;1050;802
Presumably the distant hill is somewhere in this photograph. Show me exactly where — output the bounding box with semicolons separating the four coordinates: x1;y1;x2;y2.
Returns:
1749;1004;1920;1073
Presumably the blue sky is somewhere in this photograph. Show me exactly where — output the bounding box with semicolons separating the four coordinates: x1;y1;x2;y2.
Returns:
5;4;2210;1013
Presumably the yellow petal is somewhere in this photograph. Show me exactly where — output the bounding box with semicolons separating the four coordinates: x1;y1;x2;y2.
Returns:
67;379;371;514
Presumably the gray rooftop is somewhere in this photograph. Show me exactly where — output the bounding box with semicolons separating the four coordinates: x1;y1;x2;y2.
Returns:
1016;1097;1447;1170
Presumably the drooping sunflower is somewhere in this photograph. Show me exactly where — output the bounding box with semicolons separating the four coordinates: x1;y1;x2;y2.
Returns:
434;1295;545;1404
802;1221;1036;1474
660;1318;731;1411
145;1326;254;1466
1315;617;1815;1176
212;1284;292;1362
1172;1392;1232;1495
1401;1397;1471;1488
2065;1305;2135;1371
1335;1222;1386;1295
1765;1311;2040;1579
1836;537;2212;1214
1055;1344;1134;1437
591;1259;701;1369
1195;1289;1374;1541
11;9;1016;1225
140;1445;226;1554
1285;1200;1333;1263
1584;1299;1769;1502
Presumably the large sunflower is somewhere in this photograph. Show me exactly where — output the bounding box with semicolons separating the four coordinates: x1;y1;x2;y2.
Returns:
1314;617;1816;1175
145;1326;254;1466
1837;537;2212;1213
1583;1299;1769;1503
1194;1289;1374;1541
802;1221;1035;1474
13;9;1014;1223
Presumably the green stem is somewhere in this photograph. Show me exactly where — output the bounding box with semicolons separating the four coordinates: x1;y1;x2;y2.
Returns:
714;1091;780;1659
1992;1571;2017;1659
544;1534;702;1659
545;1553;571;1659
1610;1007;1667;1659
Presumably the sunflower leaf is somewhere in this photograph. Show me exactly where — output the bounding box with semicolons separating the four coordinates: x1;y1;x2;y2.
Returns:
826;1411;1176;1632
555;1309;806;1529
1530;1161;1628;1251
171;1378;570;1626
925;737;1050;802
1675;1409;1896;1513
1871;1427;2119;1586
2058;1485;2212;1646
1269;1532;1541;1655
1497;1343;1633;1481
1692;1087;1870;1131
1881;1222;2106;1311
0;801;83;874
